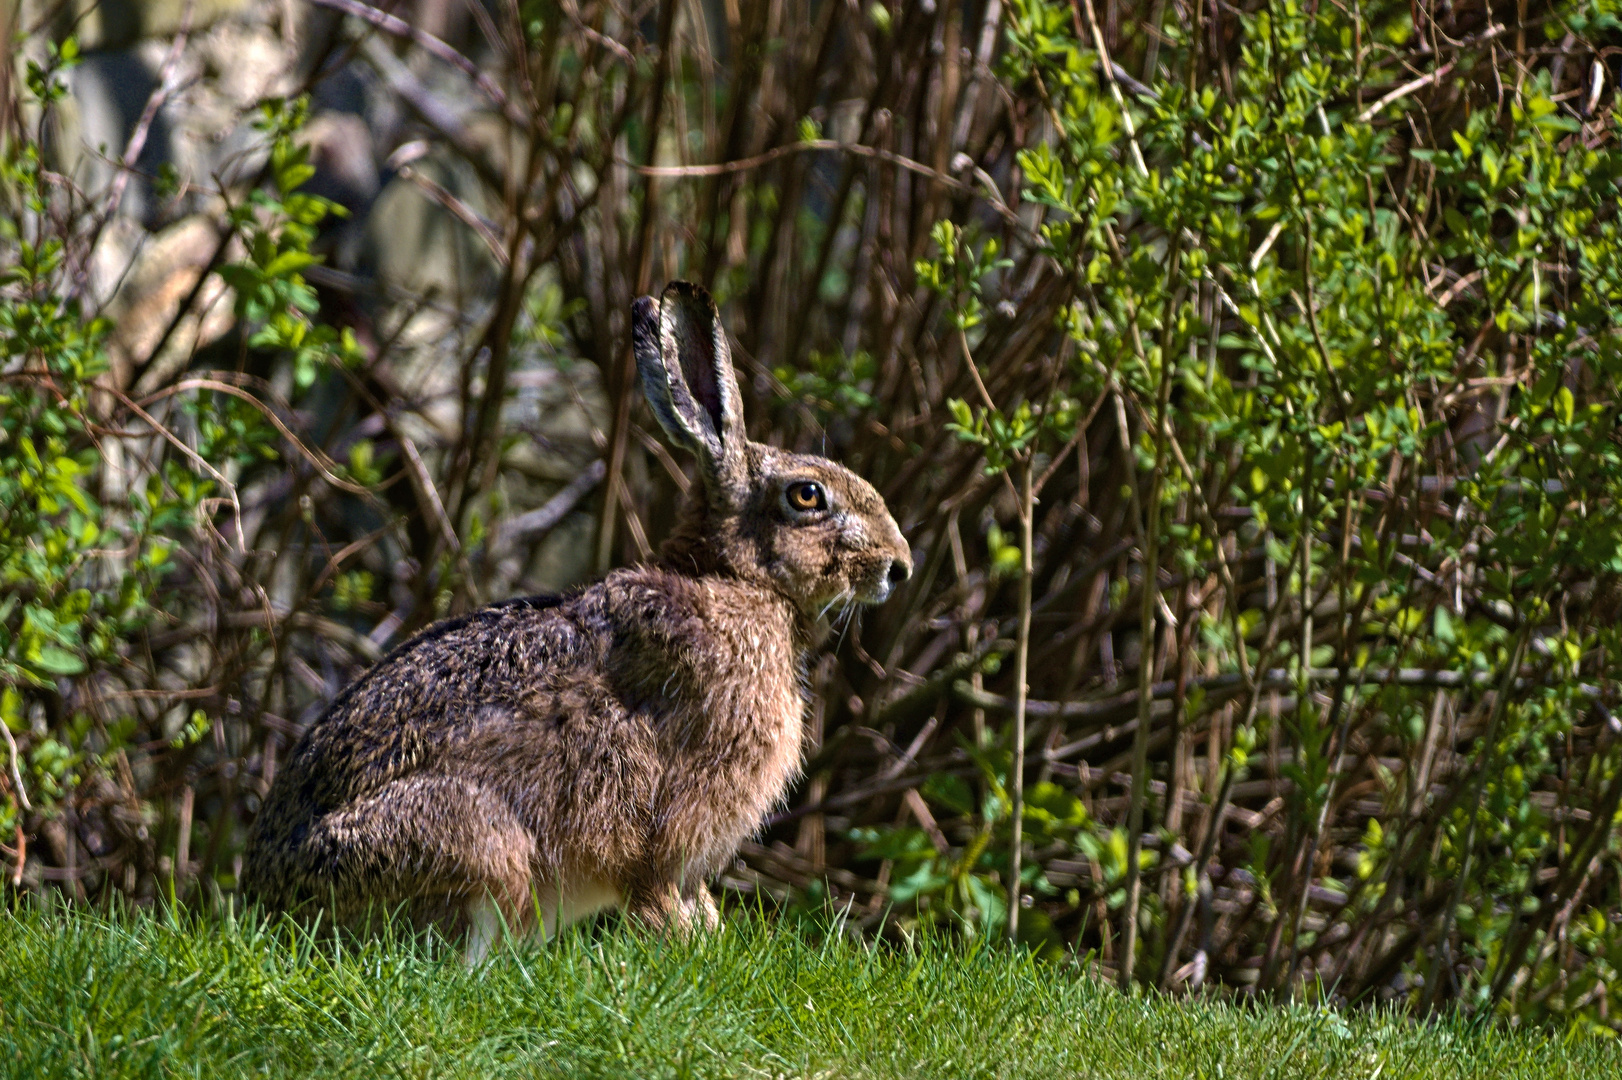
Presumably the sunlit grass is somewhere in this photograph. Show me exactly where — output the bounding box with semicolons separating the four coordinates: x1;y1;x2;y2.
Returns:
2;901;1617;1079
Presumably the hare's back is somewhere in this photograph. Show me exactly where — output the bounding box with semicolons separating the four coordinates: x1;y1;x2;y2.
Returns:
271;593;600;810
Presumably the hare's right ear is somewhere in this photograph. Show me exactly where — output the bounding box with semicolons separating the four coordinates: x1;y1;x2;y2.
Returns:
631;282;748;498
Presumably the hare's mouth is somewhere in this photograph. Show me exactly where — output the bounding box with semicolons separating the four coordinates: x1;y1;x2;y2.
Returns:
810;583;880;623
856;582;892;605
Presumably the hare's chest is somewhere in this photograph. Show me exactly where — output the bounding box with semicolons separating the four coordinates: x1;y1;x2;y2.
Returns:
708;627;806;790
742;658;807;799
669;627;806;868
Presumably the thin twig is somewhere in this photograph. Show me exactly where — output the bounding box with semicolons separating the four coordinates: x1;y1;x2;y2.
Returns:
306;0;524;123
396;165;509;267
109;388;246;550
2;721;31;812
1355;61;1457;123
398;434;461;556
1007;455;1035;940
623;140;1022;225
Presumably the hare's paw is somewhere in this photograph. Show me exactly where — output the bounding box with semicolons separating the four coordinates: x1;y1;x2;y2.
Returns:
685;884;721;931
465;877;621;964
464;896;507;966
622;879;721;936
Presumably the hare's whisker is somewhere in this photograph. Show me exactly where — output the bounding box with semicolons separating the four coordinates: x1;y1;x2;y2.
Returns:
832;594;859;651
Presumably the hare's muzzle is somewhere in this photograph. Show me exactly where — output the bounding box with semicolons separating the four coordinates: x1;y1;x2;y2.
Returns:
864;555;911;604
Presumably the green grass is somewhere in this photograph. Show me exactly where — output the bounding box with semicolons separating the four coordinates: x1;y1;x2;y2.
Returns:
2;904;1619;1079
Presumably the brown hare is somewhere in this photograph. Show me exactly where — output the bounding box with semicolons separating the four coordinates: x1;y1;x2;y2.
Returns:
241;281;911;959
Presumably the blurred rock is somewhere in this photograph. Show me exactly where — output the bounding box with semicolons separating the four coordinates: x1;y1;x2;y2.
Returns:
34;0;260;52
62;47;171;222
103;215;236;390
300;111;382;269
363;152;498;296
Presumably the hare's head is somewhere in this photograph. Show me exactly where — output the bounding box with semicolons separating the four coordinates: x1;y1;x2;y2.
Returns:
632;282;912;617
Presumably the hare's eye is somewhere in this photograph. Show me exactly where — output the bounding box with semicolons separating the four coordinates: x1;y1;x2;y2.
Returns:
786;481;826;512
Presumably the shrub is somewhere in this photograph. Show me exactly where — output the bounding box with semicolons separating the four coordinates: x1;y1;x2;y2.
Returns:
1;46;356;897
876;0;1622;1026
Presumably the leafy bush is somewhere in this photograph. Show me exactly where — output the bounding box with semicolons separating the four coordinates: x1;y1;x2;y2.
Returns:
1;47;355;895
871;0;1622;1027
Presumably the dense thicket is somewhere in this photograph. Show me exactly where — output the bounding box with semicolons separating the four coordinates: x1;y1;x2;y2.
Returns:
4;0;1622;1028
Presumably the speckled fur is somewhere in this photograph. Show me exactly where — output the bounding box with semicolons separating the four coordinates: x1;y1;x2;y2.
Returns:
240;283;911;949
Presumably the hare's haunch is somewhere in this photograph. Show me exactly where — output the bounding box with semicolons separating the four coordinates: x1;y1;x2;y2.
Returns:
241;283;911;957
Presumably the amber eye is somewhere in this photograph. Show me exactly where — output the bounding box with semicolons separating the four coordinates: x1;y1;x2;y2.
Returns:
786;481;827;512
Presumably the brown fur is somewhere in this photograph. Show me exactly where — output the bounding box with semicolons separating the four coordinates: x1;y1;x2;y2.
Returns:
240;283;911;953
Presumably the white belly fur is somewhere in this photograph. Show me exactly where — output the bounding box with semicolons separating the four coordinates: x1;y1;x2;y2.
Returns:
463;877;621;964
534;877;622;935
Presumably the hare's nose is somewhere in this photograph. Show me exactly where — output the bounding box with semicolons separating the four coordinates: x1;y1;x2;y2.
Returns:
887;559;912;588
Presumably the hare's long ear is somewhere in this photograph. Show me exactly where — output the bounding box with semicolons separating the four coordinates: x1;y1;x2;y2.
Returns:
631;281;748;498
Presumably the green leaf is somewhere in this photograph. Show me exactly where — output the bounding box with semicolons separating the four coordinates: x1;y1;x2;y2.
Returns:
263;250;320;278
1434;606;1456;645
922;773;975;816
34;645;85;676
275;162;316;193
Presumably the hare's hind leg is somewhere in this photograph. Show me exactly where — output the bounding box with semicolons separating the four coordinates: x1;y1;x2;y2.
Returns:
302;773;536;957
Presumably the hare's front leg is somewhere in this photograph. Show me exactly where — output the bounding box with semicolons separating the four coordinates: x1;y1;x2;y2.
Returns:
622;879;719;933
684;882;721;930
